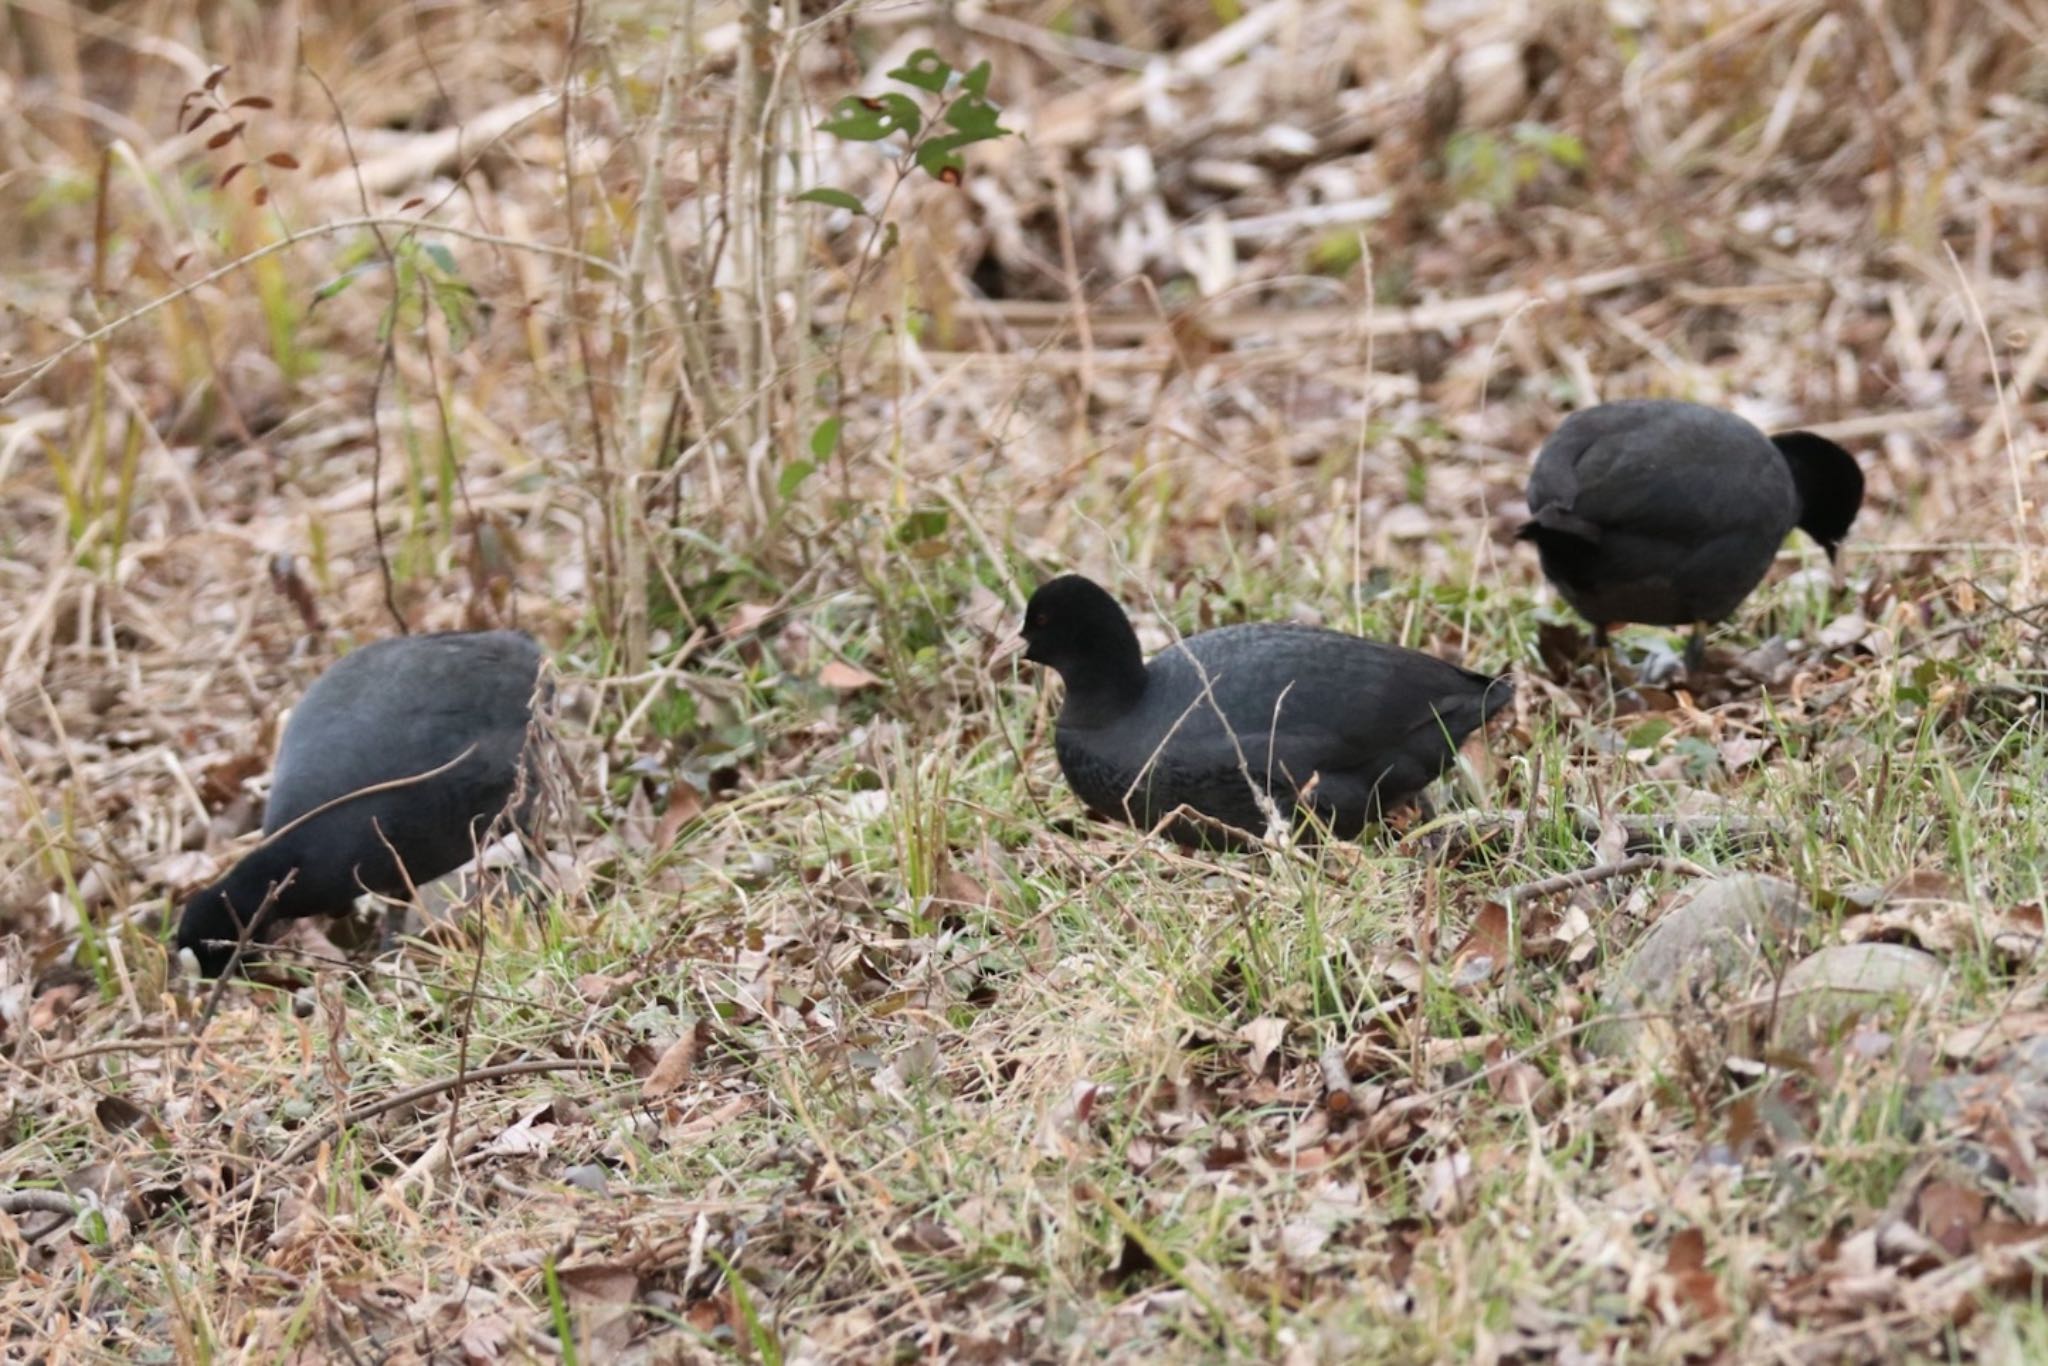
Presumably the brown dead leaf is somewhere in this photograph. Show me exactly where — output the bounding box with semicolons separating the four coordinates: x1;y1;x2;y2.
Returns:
641;1033;699;1100
1376;947;1423;993
28;983;86;1033
199;750;267;806
652;780;705;850
1886;868;1967;902
1717;735;1771;771
1481;1039;1549;1111
1239;1016;1288;1077
722;601;775;638
1595;814;1629;866
1939;1011;2048;1060
1448;901;1512;987
576;970;638;1004
94;1095;162;1140
1661;1227;1726;1320
1917;1178;1988;1258
459;1313;512;1363
554;1263;640;1355
933;867;989;909
1042;1080;1103;1154
819;659;880;692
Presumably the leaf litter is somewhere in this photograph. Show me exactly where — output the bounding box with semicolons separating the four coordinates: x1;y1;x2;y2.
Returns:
1;0;2047;1360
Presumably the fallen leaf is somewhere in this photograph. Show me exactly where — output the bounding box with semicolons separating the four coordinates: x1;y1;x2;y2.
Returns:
819;660;880;692
1917;1178;1987;1258
554;1263;641;1354
652;780;705;849
1448;902;1512;986
1661;1227;1727;1320
641;1033;699;1100
1421;1150;1472;1218
1240;1016;1288;1077
1717;736;1771;771
576;971;635;1004
28;983;86;1033
94;1096;162;1139
482;1104;558;1158
722;602;775;638
1376;948;1423;993
459;1313;511;1363
933;868;989;908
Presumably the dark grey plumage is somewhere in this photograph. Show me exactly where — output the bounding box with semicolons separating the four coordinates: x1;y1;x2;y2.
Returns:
175;630;546;976
1020;575;1511;846
1517;399;1863;665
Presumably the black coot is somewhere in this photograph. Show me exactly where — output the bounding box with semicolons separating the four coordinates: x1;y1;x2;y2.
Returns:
1019;575;1511;846
1517;399;1863;667
176;630;547;976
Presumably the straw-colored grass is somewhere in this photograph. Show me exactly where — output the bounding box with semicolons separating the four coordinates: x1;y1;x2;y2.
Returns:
3;0;2046;1359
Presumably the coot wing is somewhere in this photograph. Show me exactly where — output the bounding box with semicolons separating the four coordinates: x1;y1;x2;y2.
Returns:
265;632;543;831
1160;626;1499;795
1538;404;1788;545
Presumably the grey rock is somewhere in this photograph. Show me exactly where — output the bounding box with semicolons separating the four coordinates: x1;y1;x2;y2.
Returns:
1767;943;1947;1050
1590;873;1811;1059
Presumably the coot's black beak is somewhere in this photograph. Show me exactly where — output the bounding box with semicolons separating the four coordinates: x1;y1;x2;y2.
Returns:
991;634;1029;667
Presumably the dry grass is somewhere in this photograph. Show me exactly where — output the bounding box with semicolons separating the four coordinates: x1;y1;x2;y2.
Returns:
3;0;2047;1360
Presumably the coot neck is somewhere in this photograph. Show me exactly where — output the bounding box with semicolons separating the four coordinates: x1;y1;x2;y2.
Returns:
198;844;314;945
1056;625;1150;726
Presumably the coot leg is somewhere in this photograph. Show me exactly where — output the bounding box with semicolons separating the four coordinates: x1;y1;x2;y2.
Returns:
1592;623;1611;654
1684;624;1708;673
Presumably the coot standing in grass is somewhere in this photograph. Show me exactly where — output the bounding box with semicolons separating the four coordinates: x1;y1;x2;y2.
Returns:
175;630;547;976
1018;575;1511;846
1517;399;1863;669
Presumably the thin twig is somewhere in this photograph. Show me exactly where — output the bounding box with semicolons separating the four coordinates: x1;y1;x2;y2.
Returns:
0;1190;79;1218
249;1058;626;1183
1499;853;1703;905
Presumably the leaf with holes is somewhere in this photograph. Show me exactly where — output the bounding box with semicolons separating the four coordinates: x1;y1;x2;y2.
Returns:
887;48;953;93
818;93;921;142
915;132;974;182
943;93;1008;141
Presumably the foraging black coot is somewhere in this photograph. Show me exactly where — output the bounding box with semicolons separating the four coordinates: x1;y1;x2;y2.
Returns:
175;630;546;976
1517;399;1863;668
1019;575;1511;846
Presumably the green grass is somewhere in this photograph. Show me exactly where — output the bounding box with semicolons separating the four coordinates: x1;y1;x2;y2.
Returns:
5;2;2048;1359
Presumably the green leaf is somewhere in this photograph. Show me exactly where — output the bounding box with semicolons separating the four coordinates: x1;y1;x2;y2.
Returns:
892;507;949;545
942;93;1007;140
887;48;952;93
794;187;866;213
432;278;478;350
809;416;843;460
818;93;921;142
777;459;816;500
421;241;459;276
818;97;886;142
310;267;365;306
876;93;922;139
960;61;992;98
914;132;973;181
1624;718;1673;750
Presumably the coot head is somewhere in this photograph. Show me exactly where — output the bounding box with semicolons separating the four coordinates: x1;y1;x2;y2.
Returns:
175;883;243;978
1771;432;1864;561
1021;575;1140;670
